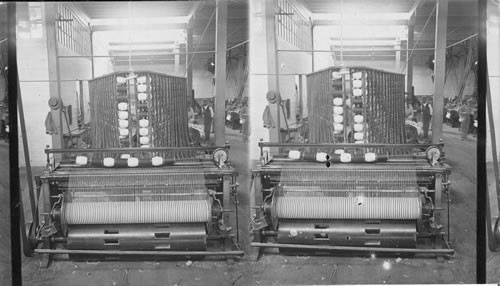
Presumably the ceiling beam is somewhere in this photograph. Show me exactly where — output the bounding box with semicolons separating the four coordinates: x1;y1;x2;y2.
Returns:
91;23;187;32
313;19;408;26
108;41;176;46
408;0;423;16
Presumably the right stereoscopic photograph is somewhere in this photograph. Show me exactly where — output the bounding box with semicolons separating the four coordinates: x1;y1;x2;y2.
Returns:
249;0;478;284
487;0;500;283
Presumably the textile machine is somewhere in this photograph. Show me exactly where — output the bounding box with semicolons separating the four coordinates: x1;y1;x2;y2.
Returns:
250;67;453;259
21;72;242;265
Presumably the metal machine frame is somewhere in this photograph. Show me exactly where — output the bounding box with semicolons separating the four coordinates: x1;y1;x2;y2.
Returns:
249;141;453;260
20;145;243;266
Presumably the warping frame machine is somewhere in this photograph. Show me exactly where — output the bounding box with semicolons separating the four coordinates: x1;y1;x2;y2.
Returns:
249;66;453;259
20;71;243;264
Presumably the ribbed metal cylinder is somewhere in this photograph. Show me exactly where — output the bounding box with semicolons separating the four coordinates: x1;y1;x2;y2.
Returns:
274;196;421;220
63;200;211;224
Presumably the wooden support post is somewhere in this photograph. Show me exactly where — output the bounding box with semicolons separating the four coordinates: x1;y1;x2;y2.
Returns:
214;0;227;146
222;175;233;252
186;20;193;105
265;0;280;146
89;27;94;79
45;3;64;150
406;14;415;99
431;0;448;144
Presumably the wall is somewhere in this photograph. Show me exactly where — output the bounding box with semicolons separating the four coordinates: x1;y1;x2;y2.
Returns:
249;0;271;160
276;38;312;127
487;5;500;163
17;38;52;167
57;44;92;132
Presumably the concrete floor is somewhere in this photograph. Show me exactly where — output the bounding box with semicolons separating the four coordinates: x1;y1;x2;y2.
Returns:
9;125;478;284
0;143;11;285
487;160;500;283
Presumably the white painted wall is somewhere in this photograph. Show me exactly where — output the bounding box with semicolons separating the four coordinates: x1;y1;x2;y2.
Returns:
487;5;500;163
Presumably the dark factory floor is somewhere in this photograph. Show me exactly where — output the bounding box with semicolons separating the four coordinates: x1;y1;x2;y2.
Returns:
3;125;478;285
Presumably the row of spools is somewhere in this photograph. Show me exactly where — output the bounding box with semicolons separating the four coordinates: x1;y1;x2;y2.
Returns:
116;75;151;148
331;71;366;143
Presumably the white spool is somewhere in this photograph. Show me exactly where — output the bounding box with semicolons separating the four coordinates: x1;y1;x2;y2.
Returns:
355;140;365;144
137;84;147;93
331;71;342;80
365;152;377;162
353;79;363;88
334;123;344;132
315;152;328;162
354;115;364;123
120;154;131;159
139;128;149;136
139;119;149;128
119;128;129;136
340;153;352;163
354;123;364;132
140;145;150;148
138;93;148;101
118;102;128;111
118;111;128;120
116;76;127;84
333;115;343;123
103;158;115;167
353;88;363;97
354;132;364;141
140;136;150;145
127;157;139;167
333;97;343;106
334;149;345;155
288;150;301;160
333;106;343;115
119;120;129;128
152;156;163;166
352;72;363;80
75;156;88;165
137;76;147;84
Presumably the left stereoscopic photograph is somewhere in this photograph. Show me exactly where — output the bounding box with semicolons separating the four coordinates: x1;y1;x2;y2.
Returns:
14;1;249;285
0;2;10;286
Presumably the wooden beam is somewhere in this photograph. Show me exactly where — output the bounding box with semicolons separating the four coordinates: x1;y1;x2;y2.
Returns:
313;19;408;26
45;3;64;150
266;0;280;144
214;0;227;146
186;20;193;105
431;0;448;144
408;0;422;16
91;23;187;32
406;13;415;97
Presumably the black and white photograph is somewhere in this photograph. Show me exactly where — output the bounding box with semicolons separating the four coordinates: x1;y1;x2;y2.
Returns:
14;1;250;285
3;0;497;285
487;0;500;282
248;0;477;284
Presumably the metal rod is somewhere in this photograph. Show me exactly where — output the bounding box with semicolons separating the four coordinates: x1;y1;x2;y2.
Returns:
258;142;438;149
34;249;245;256
45;145;227;154
251;242;454;254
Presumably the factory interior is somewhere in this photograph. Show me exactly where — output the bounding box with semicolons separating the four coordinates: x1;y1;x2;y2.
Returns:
487;0;500;283
0;0;493;285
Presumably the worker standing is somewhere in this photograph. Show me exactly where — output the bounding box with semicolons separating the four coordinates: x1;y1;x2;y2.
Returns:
459;99;472;140
422;97;433;140
202;99;214;142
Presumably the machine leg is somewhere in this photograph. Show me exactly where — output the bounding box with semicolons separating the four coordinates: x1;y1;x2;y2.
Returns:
434;173;443;249
249;174;263;261
222;175;235;262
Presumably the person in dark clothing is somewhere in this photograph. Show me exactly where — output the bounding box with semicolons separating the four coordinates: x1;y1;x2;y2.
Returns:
202;99;214;142
422;97;433;140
